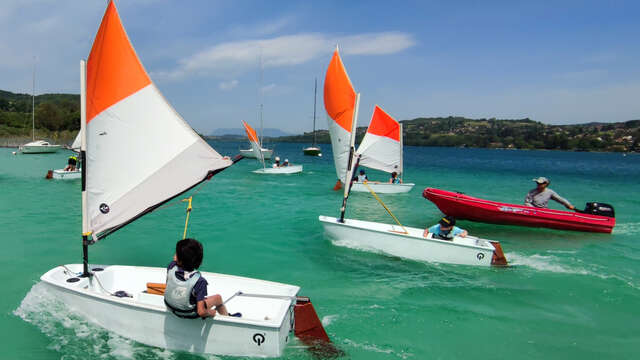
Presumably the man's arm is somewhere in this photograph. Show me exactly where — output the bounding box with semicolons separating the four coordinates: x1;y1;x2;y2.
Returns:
551;191;575;210
524;190;534;206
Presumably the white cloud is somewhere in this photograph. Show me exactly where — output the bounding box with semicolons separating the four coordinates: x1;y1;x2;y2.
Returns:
161;31;415;80
261;83;276;93
218;79;239;90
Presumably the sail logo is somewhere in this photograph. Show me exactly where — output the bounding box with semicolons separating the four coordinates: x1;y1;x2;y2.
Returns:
99;203;110;214
477;253;485;261
253;333;265;346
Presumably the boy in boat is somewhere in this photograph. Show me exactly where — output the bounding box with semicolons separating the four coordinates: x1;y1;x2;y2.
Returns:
423;216;468;240
354;169;368;182
64;155;78;171
524;177;575;210
283;159;290;167
165;238;240;318
273;156;281;168
389;171;402;184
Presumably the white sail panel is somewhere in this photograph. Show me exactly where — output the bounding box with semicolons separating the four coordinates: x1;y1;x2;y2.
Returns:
71;131;81;151
327;115;353;183
356;106;402;174
87;84;232;239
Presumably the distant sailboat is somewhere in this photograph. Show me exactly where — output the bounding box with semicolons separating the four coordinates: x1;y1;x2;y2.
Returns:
350;105;415;193
50;130;82;180
243;120;302;174
303;78;322;156
240;56;273;159
19;63;61;154
38;2;326;357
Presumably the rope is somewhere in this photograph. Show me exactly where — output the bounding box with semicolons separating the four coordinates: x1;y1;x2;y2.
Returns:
182;196;193;239
362;182;408;234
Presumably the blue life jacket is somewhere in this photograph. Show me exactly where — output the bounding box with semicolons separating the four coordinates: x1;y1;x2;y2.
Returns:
164;266;201;318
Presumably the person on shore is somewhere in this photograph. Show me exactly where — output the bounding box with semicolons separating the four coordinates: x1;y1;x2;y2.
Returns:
389;171;402;184
524;177;575;210
164;238;241;319
64;155;78;171
423;216;468;240
272;156;281;168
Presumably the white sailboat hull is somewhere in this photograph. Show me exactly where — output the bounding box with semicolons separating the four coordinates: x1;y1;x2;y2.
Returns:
351;182;415;193
318;216;500;266
253;165;303;174
52;169;81;180
40;264;299;357
19;142;61;154
240;148;273;159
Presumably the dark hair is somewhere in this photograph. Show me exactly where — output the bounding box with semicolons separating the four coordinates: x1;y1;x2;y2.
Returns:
359;169;365;174
176;238;203;271
438;216;456;227
391;171;398;177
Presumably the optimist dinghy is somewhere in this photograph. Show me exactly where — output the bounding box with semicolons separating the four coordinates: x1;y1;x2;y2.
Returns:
242;121;302;174
319;47;507;266
38;2;329;357
48;131;82;180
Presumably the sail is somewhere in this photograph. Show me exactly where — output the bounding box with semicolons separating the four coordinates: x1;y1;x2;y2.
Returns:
70;131;81;151
324;47;357;184
356;105;402;174
85;1;232;240
241;120;265;167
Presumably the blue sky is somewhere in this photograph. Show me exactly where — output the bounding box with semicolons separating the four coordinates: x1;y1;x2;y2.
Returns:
1;0;639;134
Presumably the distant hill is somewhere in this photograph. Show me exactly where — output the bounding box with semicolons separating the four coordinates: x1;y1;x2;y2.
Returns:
210;127;292;137
275;116;640;152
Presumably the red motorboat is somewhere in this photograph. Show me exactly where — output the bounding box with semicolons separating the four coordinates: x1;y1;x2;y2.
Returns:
422;188;615;233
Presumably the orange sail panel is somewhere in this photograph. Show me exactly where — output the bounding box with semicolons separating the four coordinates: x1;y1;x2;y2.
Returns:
323;49;356;132
367;106;400;141
242;121;260;145
87;0;151;123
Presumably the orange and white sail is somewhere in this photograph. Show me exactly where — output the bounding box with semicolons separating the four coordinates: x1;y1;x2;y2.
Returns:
356;105;403;175
324;46;360;185
84;1;232;240
241;120;265;167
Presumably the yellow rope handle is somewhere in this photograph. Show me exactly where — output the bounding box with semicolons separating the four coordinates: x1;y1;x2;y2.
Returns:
182;196;193;239
362;182;408;234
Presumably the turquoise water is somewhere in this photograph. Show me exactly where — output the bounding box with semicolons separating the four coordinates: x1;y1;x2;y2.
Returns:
2;143;639;359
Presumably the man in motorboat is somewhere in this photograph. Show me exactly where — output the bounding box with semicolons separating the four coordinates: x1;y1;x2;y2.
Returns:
423;216;468;240
524;177;575;210
389;171;402;184
272;156;281;168
64;155;78;171
165;238;241;319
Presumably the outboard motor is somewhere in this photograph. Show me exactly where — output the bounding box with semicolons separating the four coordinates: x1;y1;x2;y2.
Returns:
583;202;615;218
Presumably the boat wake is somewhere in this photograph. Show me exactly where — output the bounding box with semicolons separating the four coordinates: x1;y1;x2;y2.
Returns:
341;338;413;359
506;252;590;275
13;282;212;360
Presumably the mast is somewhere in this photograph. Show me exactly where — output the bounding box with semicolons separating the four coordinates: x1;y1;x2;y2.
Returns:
339;93;360;222
313;78;317;147
259;52;264;147
80;59;90;278
32;61;36;141
399;122;404;181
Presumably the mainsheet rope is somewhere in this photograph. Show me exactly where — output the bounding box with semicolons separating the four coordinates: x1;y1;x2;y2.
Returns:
362;181;408;234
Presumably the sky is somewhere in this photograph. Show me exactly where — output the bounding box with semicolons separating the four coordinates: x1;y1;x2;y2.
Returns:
1;0;639;135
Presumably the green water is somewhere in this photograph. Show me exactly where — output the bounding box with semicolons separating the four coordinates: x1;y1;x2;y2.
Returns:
2;143;639;359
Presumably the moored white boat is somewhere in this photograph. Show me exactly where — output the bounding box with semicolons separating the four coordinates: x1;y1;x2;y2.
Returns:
19;140;61;154
351;182;414;193
319;216;506;266
41;264;298;357
253;165;303;174
240;148;273;159
52;169;81;180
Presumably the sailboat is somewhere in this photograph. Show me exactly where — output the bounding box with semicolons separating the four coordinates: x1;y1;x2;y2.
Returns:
38;2;328;357
240;57;273;159
318;47;508;267
50;130;82;180
243;120;302;174
302;78;322;156
19;63;61;154
350;105;414;193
